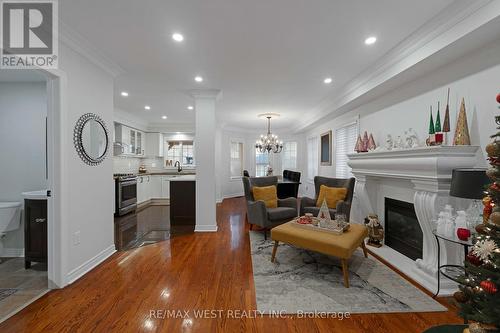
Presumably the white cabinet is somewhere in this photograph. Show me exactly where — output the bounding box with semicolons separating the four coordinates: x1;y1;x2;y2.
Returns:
161;177;170;199
114;123;146;156
145;132;164;157
150;176;162;198
137;175;147;203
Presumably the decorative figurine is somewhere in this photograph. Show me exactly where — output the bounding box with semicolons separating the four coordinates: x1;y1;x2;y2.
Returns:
362;131;369;152
434;102;443;144
427;105;436;146
385;134;394;150
394;135;404;149
355;135;364;153
443;88;451;145
266;165;273;176
364;214;384;247
453;98;471;145
367;133;376;151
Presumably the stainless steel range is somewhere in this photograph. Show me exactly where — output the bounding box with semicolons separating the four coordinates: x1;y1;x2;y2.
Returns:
114;174;137;216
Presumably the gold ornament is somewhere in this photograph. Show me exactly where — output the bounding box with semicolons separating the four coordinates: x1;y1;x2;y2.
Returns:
453;98;471;145
489;211;500;226
486;141;500;157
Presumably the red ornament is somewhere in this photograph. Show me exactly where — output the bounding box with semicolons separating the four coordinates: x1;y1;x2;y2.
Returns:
457;228;471;241
497;92;500;104
480;280;498;294
466;252;483;266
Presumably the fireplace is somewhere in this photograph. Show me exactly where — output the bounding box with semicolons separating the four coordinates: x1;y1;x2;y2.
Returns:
384;198;423;261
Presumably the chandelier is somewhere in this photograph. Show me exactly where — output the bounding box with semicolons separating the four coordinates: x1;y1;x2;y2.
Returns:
255;114;283;153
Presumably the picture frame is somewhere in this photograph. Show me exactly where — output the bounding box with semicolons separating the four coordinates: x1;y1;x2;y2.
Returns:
320;130;332;166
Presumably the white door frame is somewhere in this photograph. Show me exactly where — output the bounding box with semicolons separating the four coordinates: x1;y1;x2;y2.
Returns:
37;68;68;288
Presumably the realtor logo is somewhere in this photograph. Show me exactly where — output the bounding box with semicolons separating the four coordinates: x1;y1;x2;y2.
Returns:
1;0;58;68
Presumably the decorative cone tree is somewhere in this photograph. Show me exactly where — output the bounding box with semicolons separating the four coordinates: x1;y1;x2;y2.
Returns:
455;93;500;331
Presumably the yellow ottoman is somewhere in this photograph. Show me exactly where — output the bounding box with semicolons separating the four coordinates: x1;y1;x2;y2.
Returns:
270;222;368;288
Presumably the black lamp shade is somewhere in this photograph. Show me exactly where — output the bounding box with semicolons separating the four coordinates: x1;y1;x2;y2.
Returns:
449;168;489;199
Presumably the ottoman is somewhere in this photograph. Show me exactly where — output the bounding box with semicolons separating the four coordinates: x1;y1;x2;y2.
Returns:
270;222;368;287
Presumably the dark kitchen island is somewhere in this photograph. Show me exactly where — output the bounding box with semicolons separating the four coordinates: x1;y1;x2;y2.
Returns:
169;175;196;226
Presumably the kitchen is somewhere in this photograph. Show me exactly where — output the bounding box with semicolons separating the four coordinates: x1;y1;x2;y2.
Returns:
112;110;196;250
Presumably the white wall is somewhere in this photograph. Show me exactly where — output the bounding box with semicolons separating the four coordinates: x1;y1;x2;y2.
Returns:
0;82;47;254
216;128;306;201
303;40;500;198
59;44;115;282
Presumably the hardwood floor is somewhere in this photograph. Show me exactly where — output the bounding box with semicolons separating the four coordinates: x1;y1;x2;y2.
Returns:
0;197;462;332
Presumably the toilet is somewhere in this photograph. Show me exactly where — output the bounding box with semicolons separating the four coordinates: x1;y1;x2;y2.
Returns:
0;202;22;258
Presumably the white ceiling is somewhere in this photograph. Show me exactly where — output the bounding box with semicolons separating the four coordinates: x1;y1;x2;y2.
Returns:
60;0;456;131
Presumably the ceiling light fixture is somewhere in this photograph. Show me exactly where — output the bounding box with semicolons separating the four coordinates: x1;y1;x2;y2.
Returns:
120;91;129;97
187;105;194;110
255;113;283;154
172;33;184;42
194;76;203;82
144;105;151;110
364;36;377;45
162;115;167;119
323;77;333;84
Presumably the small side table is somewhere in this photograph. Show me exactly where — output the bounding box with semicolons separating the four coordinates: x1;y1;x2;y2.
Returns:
432;230;473;298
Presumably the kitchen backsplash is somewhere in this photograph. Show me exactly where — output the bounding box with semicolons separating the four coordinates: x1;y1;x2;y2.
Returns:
113;156;165;174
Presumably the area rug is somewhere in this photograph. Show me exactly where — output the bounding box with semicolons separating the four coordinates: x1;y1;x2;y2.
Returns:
0;289;18;302
250;231;447;314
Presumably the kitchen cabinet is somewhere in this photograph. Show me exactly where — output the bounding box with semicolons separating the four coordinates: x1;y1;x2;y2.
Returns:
150;176;162;198
114;123;146;156
145;132;164;157
24;199;47;269
137;175;146;203
161;177;170;199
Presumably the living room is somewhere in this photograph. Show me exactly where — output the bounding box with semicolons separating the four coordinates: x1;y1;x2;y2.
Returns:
0;1;499;332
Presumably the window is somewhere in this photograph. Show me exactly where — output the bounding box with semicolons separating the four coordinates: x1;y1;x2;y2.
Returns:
335;122;358;178
230;142;243;178
164;141;195;167
281;141;297;170
255;150;269;177
307;136;318;181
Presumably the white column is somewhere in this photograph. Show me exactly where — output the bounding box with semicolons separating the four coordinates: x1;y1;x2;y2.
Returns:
190;89;222;232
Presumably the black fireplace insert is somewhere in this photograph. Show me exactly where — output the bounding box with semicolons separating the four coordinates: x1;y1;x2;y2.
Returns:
384;198;423;261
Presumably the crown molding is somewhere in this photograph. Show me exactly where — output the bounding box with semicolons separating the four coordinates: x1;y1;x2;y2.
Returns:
188;89;223;100
292;0;499;133
59;20;125;78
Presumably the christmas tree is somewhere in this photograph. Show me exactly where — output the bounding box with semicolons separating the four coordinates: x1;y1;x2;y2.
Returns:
429;106;435;135
454;93;500;331
435;102;442;133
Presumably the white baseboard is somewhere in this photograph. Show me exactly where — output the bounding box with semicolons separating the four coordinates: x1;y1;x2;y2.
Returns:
223;193;244;200
66;244;116;285
1;248;24;257
194;225;218;232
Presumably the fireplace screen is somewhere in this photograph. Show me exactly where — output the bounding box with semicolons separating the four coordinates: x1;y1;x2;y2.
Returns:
384;198;423;261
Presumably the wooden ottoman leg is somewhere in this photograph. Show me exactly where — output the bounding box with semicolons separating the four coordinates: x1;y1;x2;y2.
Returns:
341;259;349;288
361;241;368;258
271;241;279;263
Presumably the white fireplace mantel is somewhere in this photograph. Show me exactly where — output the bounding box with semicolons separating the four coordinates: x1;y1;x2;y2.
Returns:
347;146;480;295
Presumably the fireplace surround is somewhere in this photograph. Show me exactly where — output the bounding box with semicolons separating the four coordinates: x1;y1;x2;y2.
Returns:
348;146;480;295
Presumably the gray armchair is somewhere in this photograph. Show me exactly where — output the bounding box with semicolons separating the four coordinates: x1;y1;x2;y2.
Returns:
300;176;355;221
242;176;298;238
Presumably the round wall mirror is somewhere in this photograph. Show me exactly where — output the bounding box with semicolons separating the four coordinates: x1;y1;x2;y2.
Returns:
74;113;109;166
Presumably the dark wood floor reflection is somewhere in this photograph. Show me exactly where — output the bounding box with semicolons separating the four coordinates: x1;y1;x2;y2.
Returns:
0;197;461;332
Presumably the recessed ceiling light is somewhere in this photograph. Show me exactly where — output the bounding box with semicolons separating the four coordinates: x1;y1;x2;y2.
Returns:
144;105;151;110
194;76;203;83
172;33;184;42
120;91;129;97
323;77;333;84
162;115;167;119
187;105;194;110
365;36;377;45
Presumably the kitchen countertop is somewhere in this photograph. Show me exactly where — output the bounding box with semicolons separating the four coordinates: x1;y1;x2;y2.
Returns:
137;172;196;176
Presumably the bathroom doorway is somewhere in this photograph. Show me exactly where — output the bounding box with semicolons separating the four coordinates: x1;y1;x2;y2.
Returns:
0;69;53;322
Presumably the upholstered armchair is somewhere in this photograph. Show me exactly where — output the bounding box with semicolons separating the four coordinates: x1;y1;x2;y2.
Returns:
300;176;355;221
242;176;298;238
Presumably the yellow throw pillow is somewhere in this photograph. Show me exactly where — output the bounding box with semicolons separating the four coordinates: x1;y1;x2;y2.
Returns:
316;185;347;208
252;185;278;208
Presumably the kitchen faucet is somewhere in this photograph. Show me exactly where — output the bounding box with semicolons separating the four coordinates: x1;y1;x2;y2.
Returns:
174;161;182;173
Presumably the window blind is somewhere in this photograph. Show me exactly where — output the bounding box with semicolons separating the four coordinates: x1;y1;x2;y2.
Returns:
335;122;358;178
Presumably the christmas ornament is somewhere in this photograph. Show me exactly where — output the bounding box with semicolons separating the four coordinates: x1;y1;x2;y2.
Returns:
496;92;500;104
486;142;499;157
480;280;498;294
453;291;468;303
457;228;471;241
473;239;498;261
475;223;489;235
486;167;499;180
467;252;483;266
483;196;493;224
468;322;498;333
489;211;500;226
453;98;471;145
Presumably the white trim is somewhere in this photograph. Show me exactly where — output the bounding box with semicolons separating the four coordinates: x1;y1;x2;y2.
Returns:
1;248;24;257
66;245;116;285
194;225;218;232
59;21;125;77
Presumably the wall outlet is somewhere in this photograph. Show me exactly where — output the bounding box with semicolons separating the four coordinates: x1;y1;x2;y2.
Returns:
73;231;81;245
